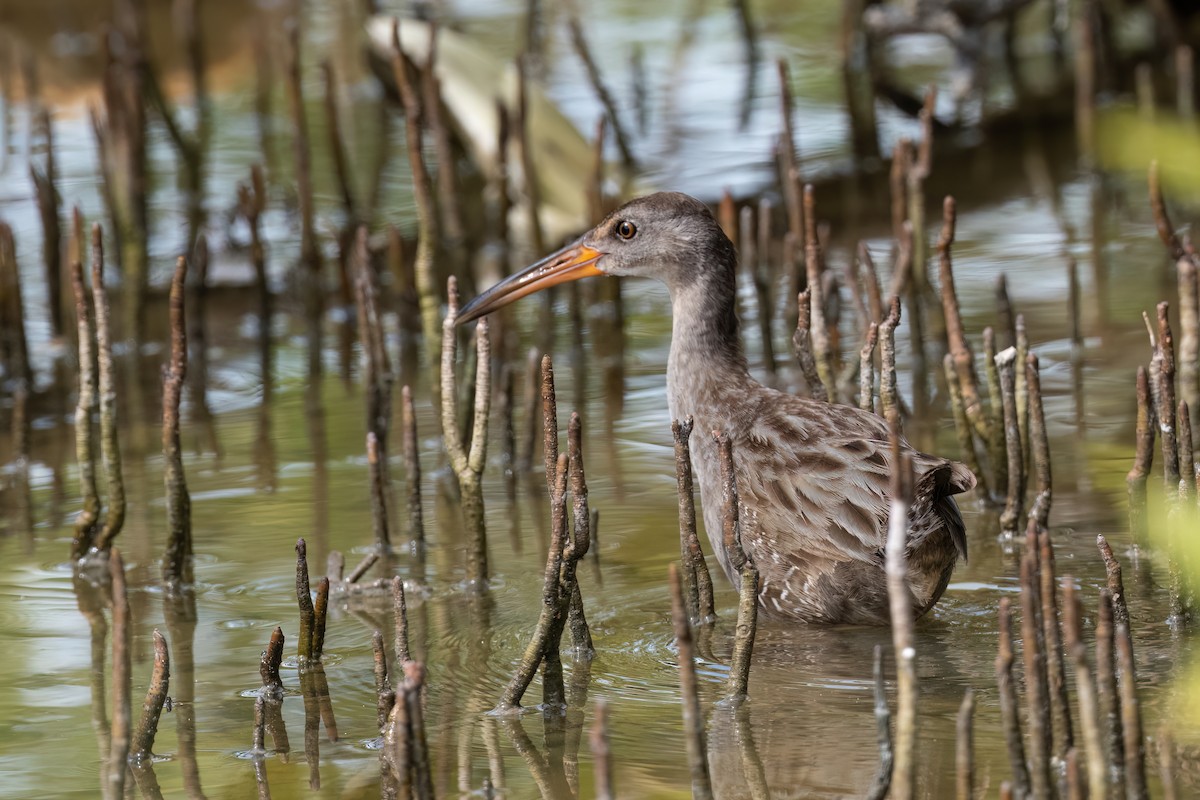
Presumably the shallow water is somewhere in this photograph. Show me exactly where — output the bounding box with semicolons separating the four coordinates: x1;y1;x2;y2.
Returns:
1;1;1198;798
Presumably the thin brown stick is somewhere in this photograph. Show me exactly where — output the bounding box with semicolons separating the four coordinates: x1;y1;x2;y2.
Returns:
803;186;834;396
567;412;594;656
1020;542;1052;798
1096;534;1130;628
668;562;713;799
373;630;395;730
401;385;425;553
794;288;829;402
296;538;314;662
673;417;715;622
131;629;169;762
858;243;885;326
382;580;406;675
939;197;987;441
30;107;63;337
1127;366;1155;539
859;322;878;413
1158;302;1181;488
70;222;100;557
945;353;987;494
879;297;901;420
542;354;559;493
366;432;392;556
1116;622;1148;800
385;678;411;795
996;274;1016;349
886;420;916;800
715;431;757;702
996;597;1030;797
441;278;491;584
673;418;700;614
1028;353;1052;528
1063;579;1106;798
716;432;742;575
404;662;434;800
257;632;290;760
260;627;284;697
540;453;572;709
92;226;125;552
997;347;1025;535
1096;589;1127;798
985;328;1007;501
497;454;570;712
1038;528;1073;761
160;256;190;580
1016;315;1029;463
312;578;329;661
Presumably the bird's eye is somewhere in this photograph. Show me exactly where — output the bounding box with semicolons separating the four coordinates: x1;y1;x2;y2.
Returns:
615;220;637;240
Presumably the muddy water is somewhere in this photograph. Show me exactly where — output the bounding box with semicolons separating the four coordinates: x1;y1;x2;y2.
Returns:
0;1;1198;798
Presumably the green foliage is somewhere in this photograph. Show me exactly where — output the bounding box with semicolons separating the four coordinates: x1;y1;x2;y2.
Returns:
1098;109;1200;201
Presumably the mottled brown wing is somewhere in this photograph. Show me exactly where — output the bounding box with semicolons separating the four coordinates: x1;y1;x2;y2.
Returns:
731;398;895;569
732;393;973;567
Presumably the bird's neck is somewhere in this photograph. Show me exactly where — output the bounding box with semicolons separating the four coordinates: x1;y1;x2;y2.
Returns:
665;273;751;425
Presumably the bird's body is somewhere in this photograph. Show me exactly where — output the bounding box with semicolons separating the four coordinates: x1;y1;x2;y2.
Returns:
459;191;975;624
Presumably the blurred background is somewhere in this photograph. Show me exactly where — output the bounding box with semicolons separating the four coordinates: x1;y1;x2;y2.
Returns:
1;1;1199;797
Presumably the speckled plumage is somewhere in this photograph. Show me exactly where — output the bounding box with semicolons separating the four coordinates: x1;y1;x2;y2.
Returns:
461;191;976;624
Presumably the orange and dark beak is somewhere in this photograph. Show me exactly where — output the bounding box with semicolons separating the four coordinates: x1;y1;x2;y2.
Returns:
456;241;604;325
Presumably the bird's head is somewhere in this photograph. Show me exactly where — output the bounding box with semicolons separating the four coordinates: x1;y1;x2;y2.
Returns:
456;191;736;324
